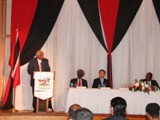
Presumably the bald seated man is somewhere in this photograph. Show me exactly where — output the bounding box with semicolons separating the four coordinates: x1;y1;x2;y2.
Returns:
28;50;50;112
68;104;81;120
70;69;88;88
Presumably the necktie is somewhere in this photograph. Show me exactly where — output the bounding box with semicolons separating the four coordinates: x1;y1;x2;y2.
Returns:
39;63;42;71
101;79;103;87
78;79;81;86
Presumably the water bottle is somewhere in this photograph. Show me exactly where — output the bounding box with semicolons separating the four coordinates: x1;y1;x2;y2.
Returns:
98;83;101;88
74;82;77;87
103;83;106;87
70;83;73;88
155;86;157;91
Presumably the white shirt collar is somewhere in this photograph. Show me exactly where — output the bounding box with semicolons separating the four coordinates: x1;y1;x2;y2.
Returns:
37;58;42;64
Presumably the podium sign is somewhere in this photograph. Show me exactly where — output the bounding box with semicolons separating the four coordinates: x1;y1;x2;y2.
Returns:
34;72;54;100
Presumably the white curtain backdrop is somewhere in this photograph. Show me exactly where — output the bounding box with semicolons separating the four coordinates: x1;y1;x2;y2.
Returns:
14;0;160;111
112;0;160;88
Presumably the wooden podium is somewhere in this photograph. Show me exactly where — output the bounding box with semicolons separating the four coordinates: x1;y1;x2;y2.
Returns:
36;98;50;112
34;72;54;112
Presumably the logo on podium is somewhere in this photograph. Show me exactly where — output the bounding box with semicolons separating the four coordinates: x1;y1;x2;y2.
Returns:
34;72;54;100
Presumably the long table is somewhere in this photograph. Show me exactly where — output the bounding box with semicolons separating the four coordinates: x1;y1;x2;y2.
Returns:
65;88;160;115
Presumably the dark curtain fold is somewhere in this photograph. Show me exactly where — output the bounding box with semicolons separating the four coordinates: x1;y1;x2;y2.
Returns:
112;0;143;51
77;0;107;51
152;0;160;23
20;0;64;65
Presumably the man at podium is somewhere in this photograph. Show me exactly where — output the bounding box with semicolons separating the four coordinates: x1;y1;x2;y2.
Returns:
28;50;50;112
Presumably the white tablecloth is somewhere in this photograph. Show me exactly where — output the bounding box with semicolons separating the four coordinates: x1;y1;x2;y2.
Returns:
65;88;160;115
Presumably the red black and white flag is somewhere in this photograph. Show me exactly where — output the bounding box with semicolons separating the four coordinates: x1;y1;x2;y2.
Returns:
11;28;20;88
2;28;20;108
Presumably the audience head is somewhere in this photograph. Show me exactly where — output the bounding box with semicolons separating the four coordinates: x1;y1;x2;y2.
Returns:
145;72;153;81
146;103;160;120
77;69;85;79
110;97;127;117
68;104;81;120
99;69;106;79
36;50;44;60
73;107;93;120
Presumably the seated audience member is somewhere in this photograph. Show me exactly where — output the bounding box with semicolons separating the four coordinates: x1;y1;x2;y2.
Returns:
70;69;88;88
92;69;110;88
68;104;81;120
103;97;127;120
140;72;160;89
73;107;93;120
146;103;160;120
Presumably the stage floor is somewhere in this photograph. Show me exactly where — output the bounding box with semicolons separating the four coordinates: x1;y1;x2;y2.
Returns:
0;110;146;120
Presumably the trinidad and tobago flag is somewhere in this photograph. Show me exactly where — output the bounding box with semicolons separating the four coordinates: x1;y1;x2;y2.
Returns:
2;28;20;109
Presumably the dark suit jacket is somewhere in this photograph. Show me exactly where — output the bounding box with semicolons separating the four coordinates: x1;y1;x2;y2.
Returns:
28;57;50;87
92;78;110;88
70;78;88;88
140;79;160;89
102;115;128;120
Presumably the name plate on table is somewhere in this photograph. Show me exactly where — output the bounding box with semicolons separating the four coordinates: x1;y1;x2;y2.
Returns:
101;87;110;90
76;86;86;89
119;88;129;90
34;72;54;100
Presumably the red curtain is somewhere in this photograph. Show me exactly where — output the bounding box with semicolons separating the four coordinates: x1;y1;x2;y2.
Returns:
10;0;38;67
10;0;38;88
99;0;119;88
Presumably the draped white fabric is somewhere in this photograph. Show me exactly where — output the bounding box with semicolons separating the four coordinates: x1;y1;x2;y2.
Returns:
112;0;160;88
14;0;160;111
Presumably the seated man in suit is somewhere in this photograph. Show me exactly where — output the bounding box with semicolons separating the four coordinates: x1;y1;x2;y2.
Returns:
70;69;88;88
146;103;160;120
103;97;127;120
92;69;110;88
140;72;160;89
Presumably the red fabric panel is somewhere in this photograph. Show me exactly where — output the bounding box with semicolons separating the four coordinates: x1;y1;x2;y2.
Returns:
9;0;38;68
99;0;119;88
99;0;119;52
